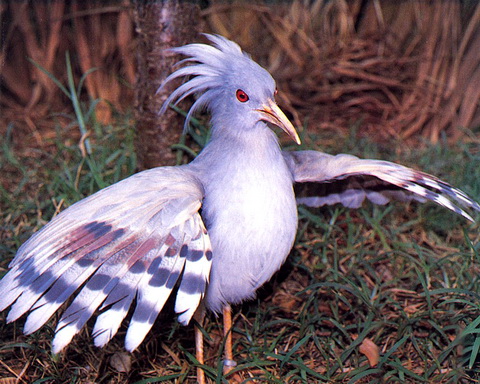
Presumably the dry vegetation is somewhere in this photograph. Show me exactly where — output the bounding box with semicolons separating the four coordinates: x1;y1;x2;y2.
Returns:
1;1;480;383
1;1;480;141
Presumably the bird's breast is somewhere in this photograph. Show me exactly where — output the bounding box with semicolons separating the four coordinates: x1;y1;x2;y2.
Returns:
198;154;298;313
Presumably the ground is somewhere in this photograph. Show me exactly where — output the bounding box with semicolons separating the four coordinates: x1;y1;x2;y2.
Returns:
0;106;480;383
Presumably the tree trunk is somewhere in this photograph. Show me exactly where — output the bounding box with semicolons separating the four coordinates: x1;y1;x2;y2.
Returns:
133;0;200;169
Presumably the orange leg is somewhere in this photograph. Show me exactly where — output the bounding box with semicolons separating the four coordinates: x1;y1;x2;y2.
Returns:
194;306;206;384
223;304;236;376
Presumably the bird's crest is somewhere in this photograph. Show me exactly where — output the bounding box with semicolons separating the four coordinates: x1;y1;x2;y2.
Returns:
158;34;254;132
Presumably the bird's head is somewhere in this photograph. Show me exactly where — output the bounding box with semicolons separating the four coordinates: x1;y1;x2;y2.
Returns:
159;34;301;145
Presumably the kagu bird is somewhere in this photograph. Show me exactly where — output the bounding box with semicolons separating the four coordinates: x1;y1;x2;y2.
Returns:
1;34;479;382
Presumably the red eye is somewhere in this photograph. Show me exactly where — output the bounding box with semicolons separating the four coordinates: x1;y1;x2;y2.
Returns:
236;89;249;103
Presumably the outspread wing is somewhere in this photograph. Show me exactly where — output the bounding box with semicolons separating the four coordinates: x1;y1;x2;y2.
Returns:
0;166;212;353
284;150;480;221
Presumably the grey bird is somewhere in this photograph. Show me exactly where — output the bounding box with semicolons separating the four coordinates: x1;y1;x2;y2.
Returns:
0;34;479;382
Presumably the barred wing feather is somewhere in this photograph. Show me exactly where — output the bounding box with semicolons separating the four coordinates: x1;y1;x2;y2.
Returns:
0;166;212;353
284;150;480;221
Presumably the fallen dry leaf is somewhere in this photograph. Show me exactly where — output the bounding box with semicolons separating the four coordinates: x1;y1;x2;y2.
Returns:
359;338;380;367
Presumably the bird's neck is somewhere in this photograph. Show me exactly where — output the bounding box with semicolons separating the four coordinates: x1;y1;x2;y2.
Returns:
196;122;285;168
189;122;295;217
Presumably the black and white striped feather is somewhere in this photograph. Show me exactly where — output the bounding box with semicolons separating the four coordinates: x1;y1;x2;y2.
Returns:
284;150;480;221
0;167;212;353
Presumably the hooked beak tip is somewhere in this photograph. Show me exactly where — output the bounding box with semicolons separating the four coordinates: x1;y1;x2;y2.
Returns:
258;100;301;145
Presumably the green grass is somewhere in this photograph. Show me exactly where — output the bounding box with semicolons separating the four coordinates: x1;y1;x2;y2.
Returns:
1;86;480;382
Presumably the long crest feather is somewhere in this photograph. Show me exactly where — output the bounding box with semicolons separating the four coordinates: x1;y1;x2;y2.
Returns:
158;34;250;131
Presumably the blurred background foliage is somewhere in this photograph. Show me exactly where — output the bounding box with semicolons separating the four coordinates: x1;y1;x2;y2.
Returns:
1;0;480;143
